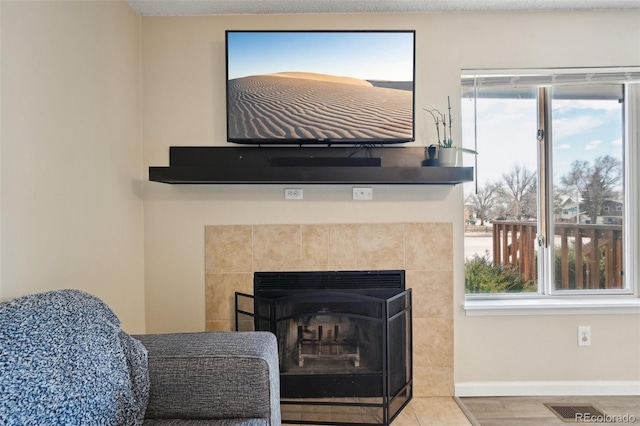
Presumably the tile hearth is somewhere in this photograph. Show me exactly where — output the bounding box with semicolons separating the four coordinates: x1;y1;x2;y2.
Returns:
205;222;454;397
283;397;471;425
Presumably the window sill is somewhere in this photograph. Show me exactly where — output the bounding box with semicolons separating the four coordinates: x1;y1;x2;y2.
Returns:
463;296;640;316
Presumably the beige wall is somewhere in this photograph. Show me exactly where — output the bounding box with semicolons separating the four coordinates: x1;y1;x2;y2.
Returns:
1;2;636;392
0;1;145;332
142;11;640;390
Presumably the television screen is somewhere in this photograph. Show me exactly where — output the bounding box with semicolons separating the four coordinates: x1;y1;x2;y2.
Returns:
225;30;415;145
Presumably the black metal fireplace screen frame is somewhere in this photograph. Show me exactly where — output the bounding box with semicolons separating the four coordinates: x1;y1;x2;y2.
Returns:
235;285;412;426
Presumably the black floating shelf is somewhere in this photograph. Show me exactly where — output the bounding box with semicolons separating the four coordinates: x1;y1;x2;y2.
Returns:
149;146;474;185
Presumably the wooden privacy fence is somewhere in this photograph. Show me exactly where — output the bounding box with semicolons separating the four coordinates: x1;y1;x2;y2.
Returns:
492;221;623;289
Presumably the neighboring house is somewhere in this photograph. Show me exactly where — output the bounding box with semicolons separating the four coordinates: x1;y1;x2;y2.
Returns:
600;200;623;225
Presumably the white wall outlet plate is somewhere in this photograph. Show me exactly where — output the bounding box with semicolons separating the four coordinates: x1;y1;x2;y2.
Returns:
353;187;373;200
578;325;591;346
284;188;303;200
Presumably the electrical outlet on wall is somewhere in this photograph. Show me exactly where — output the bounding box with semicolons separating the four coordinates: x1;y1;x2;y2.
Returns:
353;187;373;200
284;188;303;200
578;326;591;346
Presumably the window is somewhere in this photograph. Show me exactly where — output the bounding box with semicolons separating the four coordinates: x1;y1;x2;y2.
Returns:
461;68;639;302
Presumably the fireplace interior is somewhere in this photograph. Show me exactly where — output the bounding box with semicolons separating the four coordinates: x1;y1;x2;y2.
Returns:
235;270;413;426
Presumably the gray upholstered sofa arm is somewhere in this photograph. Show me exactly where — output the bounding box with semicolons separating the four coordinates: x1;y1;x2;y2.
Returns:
135;331;281;426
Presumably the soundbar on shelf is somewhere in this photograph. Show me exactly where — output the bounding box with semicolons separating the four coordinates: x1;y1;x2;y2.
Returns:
148;146;474;185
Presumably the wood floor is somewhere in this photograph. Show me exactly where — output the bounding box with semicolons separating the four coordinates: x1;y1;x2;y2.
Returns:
456;396;640;426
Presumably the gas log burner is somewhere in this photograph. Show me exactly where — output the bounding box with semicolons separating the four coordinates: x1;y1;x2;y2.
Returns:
235;270;413;426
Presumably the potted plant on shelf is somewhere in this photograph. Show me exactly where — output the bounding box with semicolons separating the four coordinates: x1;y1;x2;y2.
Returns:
424;96;477;166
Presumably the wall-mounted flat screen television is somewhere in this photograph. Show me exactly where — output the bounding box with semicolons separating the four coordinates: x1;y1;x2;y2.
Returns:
225;30;416;145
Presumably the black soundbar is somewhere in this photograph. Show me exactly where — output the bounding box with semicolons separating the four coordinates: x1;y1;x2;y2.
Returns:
270;157;382;167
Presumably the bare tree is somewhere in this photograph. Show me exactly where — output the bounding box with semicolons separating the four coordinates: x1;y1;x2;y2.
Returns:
521;179;538;219
497;164;537;220
465;182;499;225
560;155;622;224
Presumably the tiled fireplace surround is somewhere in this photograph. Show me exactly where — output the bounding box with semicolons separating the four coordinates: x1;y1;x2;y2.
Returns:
205;222;453;397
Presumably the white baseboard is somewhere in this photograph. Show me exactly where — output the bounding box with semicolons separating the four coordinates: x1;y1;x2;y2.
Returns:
455;381;640;397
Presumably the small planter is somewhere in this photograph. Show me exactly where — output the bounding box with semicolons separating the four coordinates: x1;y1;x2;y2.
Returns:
438;147;458;167
424;96;477;167
421;145;440;166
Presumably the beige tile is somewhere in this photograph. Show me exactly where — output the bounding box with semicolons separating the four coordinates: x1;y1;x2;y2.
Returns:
414;366;454;397
281;398;471;426
203;222;456;402
405;223;453;271
281;402;302;423
413;318;453;368
301;224;329;270
235;291;254;313
205;320;232;331
330;404;364;423
253;224;301;271
410;397;472;425
390;400;421;425
205;225;253;274
235;318;255;332
328;224;358;270
205;273;252;322
300;404;332;423
359;405;384;425
407;270;453;319
356;223;405;270
357;396;383;421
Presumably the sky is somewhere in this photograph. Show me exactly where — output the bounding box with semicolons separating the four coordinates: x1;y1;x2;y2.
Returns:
460;94;624;195
226;31;415;82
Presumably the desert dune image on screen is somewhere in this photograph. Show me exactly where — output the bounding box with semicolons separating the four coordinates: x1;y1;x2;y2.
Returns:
226;31;415;143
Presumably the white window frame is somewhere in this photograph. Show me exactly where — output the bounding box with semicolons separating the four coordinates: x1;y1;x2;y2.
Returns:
461;68;640;316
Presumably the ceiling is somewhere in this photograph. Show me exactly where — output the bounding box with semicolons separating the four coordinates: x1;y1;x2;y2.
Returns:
126;0;640;16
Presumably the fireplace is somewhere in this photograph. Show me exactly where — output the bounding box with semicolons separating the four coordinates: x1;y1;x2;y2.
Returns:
235;270;412;426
